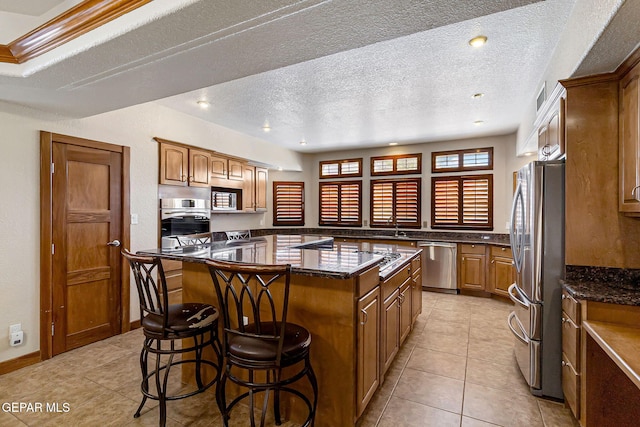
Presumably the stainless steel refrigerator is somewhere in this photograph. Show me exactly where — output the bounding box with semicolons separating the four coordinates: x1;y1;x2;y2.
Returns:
507;160;564;400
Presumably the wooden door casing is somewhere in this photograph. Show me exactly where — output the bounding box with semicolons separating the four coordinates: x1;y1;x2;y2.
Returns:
41;132;130;360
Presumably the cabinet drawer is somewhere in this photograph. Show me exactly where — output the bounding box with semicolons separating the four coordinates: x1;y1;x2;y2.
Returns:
411;254;421;272
381;263;411;300
459;243;485;254
562;353;580;419
562;290;581;323
489;245;512;258
562;312;580;370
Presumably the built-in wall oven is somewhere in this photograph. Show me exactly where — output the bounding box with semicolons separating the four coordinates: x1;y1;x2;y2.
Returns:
160;198;211;248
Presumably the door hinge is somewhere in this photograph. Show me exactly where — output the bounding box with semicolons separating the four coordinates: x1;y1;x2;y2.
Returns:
52;244;55;255
51;322;55;336
51;162;54;174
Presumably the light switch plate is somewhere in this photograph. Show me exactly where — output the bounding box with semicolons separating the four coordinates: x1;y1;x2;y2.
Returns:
131;214;139;225
9;323;21;334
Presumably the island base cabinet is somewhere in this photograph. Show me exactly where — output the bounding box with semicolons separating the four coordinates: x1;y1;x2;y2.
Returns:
381;289;400;376
357;286;380;418
399;279;412;345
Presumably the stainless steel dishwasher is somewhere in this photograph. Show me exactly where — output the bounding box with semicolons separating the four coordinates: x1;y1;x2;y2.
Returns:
418;242;458;293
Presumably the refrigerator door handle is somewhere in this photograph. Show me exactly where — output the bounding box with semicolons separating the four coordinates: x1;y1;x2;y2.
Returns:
508;283;529;310
508;311;529;345
510;180;524;273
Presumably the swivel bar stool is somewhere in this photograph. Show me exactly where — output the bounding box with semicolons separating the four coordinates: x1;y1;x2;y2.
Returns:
206;259;318;427
122;249;222;427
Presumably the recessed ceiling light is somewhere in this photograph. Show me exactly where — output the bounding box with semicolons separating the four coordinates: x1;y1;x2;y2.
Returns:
524;152;535;157
472;93;484;99
473;120;485;126
469;36;487;48
389;142;399;146
262;121;271;132
299;140;307;146
196;100;209;108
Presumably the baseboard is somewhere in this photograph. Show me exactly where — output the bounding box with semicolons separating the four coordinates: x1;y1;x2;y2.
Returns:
130;319;141;330
0;351;41;375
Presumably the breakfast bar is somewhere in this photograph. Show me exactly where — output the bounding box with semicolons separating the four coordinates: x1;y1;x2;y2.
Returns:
140;235;422;426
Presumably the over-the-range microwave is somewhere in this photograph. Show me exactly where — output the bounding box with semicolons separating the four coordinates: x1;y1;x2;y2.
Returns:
211;189;238;211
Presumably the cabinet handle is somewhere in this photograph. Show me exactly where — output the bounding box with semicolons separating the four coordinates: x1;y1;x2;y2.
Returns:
471;244;475;248
561;294;567;300
632;185;640;199
501;247;506;251
542;144;552;156
561;317;567;323
188;176;194;182
561;360;573;369
181;175;187;182
491;260;495;264
360;309;368;325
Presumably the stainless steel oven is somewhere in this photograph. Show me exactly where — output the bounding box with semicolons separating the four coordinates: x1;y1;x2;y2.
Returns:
160;198;210;248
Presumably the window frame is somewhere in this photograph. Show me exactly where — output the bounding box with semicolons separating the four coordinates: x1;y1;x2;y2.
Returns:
370;177;422;229
431;147;494;173
370;153;422;176
318;180;363;227
431;174;493;230
272;181;305;226
319;158;363;179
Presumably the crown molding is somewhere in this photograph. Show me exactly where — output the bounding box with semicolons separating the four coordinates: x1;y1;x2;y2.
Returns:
0;0;151;64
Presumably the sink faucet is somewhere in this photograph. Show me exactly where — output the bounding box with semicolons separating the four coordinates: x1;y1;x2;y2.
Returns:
387;216;404;237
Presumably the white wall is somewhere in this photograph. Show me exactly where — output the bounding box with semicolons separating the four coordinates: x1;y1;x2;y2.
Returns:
269;134;521;234
0;101;303;363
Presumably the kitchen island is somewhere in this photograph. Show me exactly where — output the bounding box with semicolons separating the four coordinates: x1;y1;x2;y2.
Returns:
139;235;422;426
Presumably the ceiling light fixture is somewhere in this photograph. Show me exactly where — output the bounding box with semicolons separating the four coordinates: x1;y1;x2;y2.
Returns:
469;35;487;48
473;120;485;126
389;142;399;146
196;100;210;108
299;140;307;146
472;93;484;99
262;121;271;132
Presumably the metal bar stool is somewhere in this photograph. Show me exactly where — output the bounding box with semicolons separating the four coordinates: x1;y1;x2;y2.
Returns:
206;259;318;427
122;249;223;427
174;232;212;246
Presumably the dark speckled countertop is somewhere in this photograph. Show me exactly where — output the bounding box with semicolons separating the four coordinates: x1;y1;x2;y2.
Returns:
561;265;640;306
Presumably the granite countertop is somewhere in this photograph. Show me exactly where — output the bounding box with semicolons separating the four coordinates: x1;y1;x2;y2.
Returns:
561;266;640;306
139;235;420;279
250;228;510;246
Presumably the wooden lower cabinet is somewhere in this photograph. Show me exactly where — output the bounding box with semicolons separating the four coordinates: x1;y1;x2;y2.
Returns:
459;244;486;291
488;246;514;298
357;286;380;417
382;288;400;374
411;254;422;323
399;279;412;345
561;289;581;422
162;259;182;305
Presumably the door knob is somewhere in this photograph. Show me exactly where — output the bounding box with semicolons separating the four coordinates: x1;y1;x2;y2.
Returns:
107;240;121;247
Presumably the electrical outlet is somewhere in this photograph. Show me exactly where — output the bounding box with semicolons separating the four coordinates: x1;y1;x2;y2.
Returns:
131;214;139;225
423;221;428;228
9;323;21;334
363;219;368;227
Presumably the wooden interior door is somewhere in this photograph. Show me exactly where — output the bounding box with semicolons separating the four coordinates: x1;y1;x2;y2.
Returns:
51;142;122;355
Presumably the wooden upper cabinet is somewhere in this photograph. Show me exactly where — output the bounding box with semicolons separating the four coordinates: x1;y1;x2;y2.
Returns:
538;85;566;161
188;148;211;187
228;159;244;181
209;155;227;180
619;61;640;215
242;165;256;211
159;142;188;186
256;167;268;210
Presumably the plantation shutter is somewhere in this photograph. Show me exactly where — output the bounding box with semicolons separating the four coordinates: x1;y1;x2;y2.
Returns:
431;175;492;229
273;181;304;226
371;178;421;227
319;181;362;226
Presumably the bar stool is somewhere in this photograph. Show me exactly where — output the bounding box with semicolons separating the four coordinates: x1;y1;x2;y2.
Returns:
122;249;223;427
206;259;318;427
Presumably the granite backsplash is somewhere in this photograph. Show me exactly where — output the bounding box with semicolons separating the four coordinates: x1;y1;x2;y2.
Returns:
562;265;640;306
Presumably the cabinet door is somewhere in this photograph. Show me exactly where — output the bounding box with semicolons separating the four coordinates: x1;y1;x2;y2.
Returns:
210;155;227;179
189;149;211;187
255;167;268;210
357;287;380;417
537;124;549;160
159;142;188;186
399;279;412;345
228;159;245;181
411;262;422;323
619;64;640;214
381;289;399;375
459;253;486;291
242;165;256;211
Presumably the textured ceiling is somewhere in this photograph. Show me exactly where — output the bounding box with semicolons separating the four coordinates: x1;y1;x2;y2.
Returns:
0;0;634;153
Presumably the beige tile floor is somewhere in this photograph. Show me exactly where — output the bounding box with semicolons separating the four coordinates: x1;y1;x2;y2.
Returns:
0;291;578;427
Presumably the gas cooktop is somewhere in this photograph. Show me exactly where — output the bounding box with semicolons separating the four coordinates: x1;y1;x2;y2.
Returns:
356;250;402;268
